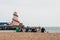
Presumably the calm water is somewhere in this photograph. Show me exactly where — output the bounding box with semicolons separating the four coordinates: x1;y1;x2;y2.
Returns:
45;27;60;33
0;30;15;32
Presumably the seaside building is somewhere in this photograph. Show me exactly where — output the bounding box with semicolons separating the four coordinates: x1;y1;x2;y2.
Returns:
10;12;24;28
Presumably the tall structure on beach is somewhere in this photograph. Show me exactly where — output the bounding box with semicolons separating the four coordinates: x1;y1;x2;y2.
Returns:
10;12;24;28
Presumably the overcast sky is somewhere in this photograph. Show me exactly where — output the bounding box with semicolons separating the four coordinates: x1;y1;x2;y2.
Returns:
0;0;60;27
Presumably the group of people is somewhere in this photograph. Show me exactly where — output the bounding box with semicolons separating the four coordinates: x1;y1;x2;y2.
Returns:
16;27;46;33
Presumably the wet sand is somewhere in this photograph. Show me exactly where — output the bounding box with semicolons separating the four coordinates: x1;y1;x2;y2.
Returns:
0;32;60;40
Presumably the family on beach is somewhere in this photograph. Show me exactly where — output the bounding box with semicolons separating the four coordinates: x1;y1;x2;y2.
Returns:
16;27;46;33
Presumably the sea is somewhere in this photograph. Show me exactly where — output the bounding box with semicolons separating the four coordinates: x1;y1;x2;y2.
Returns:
45;27;60;33
0;30;16;32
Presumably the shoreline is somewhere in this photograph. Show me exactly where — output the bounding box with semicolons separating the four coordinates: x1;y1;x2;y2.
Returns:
0;30;60;33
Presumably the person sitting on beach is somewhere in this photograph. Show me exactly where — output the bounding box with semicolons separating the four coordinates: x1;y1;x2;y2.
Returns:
31;27;37;32
41;27;46;33
25;26;30;32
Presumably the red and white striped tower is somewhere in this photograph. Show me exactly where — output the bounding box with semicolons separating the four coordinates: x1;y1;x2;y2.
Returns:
10;12;24;28
11;12;20;26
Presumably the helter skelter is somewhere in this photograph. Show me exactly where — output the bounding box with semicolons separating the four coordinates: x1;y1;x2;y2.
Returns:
10;12;24;28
